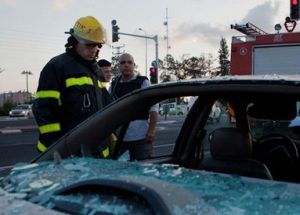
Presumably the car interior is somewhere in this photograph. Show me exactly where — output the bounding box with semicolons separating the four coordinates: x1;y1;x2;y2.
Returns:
179;93;300;183
198;127;273;180
120;89;300;183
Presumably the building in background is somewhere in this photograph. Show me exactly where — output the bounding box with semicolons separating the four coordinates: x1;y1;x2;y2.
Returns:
0;91;33;106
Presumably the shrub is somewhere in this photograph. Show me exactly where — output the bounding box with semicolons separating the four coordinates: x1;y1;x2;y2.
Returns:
1;101;15;115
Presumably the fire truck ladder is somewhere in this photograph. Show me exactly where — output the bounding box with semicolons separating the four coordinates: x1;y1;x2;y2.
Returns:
230;22;267;36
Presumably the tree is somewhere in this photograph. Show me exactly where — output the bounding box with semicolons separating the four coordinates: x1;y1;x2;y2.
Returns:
2;101;14;115
217;37;230;76
159;54;179;83
111;56;120;77
159;54;215;82
180;55;214;79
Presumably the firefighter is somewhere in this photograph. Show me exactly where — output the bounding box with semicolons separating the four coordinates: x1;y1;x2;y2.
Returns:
32;16;112;157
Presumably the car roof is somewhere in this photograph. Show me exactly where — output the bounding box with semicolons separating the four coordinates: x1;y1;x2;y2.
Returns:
137;75;300;98
154;75;300;86
164;74;300;83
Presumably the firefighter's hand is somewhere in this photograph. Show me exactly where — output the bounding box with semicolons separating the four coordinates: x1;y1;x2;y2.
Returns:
146;129;155;143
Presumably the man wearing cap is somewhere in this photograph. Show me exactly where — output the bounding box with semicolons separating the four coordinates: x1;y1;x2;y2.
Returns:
33;16;112;157
98;59;112;89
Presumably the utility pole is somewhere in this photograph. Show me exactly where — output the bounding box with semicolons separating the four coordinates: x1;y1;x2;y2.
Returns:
112;44;125;76
112;44;125;57
163;8;172;84
163;8;171;56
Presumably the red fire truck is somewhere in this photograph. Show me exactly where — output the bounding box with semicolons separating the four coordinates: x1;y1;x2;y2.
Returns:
230;21;300;75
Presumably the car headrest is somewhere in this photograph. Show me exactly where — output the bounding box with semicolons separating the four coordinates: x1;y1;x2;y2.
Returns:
209;127;252;160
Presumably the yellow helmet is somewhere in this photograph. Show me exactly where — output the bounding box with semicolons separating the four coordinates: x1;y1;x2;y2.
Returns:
70;16;106;44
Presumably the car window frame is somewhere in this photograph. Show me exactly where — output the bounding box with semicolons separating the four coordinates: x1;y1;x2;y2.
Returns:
32;80;300;164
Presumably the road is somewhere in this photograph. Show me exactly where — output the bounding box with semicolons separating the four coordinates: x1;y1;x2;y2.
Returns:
153;115;185;156
0;115;185;175
0;117;39;172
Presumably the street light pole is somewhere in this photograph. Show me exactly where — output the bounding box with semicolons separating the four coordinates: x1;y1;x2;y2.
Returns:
138;28;148;77
21;70;33;102
113;30;159;82
0;68;4;93
21;70;32;92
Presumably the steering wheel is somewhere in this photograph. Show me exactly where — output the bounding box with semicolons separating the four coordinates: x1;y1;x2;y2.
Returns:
255;134;298;160
254;133;299;181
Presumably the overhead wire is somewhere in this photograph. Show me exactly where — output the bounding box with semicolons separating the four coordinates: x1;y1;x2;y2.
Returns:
0;27;67;62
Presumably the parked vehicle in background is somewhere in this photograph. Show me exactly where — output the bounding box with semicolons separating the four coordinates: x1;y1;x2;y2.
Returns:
9;104;33;117
159;102;185;115
168;106;184;115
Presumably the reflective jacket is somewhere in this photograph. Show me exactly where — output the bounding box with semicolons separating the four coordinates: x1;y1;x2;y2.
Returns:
33;49;112;157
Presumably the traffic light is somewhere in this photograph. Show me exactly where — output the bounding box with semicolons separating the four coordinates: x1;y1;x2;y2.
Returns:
291;0;300;19
149;67;157;84
111;20;120;42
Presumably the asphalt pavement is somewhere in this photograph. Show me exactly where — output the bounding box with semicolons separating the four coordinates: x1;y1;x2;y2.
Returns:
0;116;39;176
0;116;37;133
0;115;184;176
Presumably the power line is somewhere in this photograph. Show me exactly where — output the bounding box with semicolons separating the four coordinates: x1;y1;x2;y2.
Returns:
2;27;66;39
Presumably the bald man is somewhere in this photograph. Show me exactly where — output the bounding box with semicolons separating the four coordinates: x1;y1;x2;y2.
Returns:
110;53;158;161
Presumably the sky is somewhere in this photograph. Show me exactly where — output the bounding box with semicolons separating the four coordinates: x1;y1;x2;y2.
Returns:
0;0;290;93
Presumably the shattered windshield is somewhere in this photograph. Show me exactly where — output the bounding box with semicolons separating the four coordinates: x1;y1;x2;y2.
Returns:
2;157;300;214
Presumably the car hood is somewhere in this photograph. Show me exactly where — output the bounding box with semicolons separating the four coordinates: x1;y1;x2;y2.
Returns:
2;157;300;214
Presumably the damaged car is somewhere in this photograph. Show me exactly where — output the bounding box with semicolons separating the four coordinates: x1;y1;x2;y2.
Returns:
2;75;300;214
